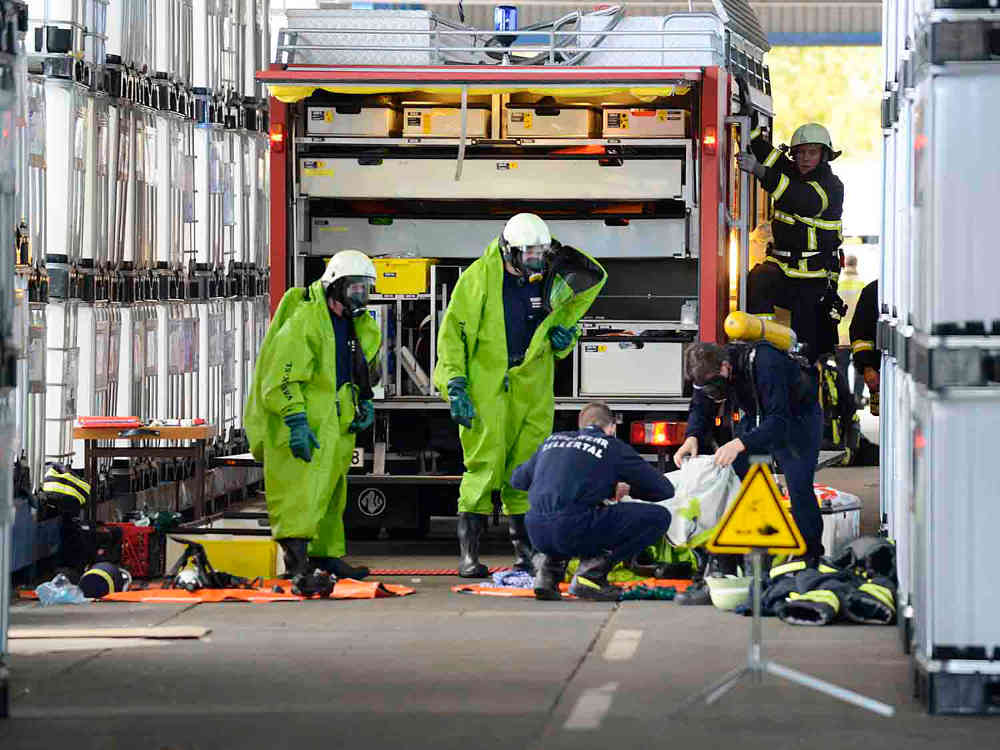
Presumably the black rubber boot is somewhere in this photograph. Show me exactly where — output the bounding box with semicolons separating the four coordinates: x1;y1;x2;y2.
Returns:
533;554;568;601
310;556;370;581
508;514;535;573
568;553;620;601
457;512;489;578
279;538;334;598
675;552;716;606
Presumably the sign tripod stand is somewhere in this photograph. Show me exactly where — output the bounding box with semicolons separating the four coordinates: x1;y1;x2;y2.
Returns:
678;463;895;717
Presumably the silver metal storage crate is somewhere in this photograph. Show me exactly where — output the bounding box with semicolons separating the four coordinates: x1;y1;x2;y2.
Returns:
27;0;87;61
910;386;1000;713
44;298;79;466
912;66;1000;335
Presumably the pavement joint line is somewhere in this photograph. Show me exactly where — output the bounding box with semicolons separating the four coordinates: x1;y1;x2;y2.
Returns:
603;629;643;662
526;603;620;748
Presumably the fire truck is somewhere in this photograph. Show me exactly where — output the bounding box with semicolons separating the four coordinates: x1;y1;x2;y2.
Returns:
256;3;774;537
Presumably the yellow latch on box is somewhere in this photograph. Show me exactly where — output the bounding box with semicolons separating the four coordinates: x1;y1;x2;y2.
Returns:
372;257;438;295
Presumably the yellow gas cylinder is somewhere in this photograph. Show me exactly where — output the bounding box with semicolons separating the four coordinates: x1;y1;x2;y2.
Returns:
724;311;797;352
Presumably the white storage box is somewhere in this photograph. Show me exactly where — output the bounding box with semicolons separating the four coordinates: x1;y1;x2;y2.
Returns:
506;102;598;138
402;103;490;138
306;104;402;137
579;324;688;397
603;106;689;138
781;483;861;557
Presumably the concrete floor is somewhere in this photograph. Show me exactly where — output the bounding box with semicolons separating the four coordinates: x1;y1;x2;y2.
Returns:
2;460;994;748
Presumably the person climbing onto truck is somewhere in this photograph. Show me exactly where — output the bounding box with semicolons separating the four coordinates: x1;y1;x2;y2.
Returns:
245;250;382;597
434;213;606;578
740;122;846;363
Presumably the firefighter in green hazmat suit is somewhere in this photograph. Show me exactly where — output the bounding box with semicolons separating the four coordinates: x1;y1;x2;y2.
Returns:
434;214;607;578
245;250;381;596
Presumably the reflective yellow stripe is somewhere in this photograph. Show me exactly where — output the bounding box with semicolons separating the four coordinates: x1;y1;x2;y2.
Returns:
808;181;829;213
765;257;829;279
770;561;806;578
756;313;775;321
750;127;762;140
763;148;781;167
81;567;116;596
774;210;843;232
772;174;790;202
47;469;91;494
818;564;839;574
42;481;87;505
807;226;818;251
859;582;896;612
788;589;841;612
852;340;875;354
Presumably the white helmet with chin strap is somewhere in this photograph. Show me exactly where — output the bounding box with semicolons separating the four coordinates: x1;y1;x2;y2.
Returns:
500;213;552;282
320;249;376;318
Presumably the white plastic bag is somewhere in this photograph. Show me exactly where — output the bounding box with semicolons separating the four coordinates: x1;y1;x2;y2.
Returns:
661;456;741;546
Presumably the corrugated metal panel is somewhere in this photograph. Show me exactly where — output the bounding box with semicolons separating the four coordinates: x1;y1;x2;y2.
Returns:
305;2;883;39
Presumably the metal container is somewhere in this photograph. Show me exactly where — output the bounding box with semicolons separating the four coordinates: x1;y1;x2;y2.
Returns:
44;298;79;466
194;121;225;275
192;0;222;92
72;302;119;463
84;0;108;67
117;301;159;421
911;67;1000;335
157;300;199;419
910;387;1000;668
44;77;88;277
27;0;87;61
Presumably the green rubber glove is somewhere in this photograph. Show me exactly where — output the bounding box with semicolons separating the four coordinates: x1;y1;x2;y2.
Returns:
284;413;320;462
446;377;477;428
548;325;577;352
349;400;374;433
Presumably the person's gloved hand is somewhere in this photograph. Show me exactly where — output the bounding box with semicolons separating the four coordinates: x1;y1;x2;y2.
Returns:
447;377;476;428
349;400;374;433
736;152;765;179
284;413;320;462
548;325;577;352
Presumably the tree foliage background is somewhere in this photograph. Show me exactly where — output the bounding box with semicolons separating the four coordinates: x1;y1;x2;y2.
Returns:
767;46;883;162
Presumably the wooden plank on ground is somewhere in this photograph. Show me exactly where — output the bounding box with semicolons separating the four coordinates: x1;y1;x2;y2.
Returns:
8;626;211;640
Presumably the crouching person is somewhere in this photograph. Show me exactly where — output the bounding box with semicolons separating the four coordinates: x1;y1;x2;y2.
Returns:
510;402;674;601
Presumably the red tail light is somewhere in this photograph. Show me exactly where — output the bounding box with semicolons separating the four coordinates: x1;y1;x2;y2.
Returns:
703;125;717;155
630;421;687;447
269;123;286;153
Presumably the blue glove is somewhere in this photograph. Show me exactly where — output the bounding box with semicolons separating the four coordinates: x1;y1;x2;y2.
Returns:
349;400;374;433
548;325;577;352
447;377;477;428
284;413;320;462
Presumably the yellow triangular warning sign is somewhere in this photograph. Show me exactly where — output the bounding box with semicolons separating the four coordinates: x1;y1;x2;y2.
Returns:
706;463;806;554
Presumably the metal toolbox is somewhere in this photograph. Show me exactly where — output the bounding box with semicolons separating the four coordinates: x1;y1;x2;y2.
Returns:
505;101;599;138
306;103;402;137
602;106;690;138
402;103;490;138
578;323;692;397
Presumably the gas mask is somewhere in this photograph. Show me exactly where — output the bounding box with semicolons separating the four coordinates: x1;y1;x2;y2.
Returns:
332;276;374;318
506;242;551;283
696;375;730;403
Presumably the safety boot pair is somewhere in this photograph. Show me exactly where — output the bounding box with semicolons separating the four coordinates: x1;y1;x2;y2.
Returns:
457;512;537;578
278;538;334;598
568;553;621;601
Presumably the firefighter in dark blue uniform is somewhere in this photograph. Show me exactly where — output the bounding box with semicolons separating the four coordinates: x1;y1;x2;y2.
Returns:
511;402;673;601
672;342;824;604
739;123;846;362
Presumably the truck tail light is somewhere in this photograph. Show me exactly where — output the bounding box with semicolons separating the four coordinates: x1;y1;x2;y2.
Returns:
703;125;717;155
269;123;285;153
630;421;687;447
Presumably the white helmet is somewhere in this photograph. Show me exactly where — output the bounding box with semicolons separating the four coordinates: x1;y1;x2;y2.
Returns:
500;213;552;281
320;249;376;318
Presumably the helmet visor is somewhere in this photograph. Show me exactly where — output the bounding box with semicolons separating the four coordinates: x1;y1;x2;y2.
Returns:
519;243;551;273
341;277;374;314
